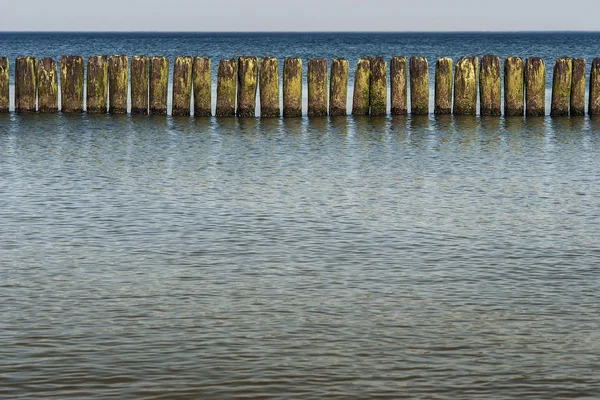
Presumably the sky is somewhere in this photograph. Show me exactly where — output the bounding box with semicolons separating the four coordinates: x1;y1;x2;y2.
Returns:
3;0;600;32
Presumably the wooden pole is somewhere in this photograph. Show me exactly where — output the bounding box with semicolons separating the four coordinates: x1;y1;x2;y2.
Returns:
108;55;128;114
550;57;572;117
86;56;108;114
172;56;193;116
504;56;524;116
479;55;501;116
0;57;8;112
37;57;58;113
525;57;546;117
453;56;478;115
237;56;258;117
589;58;600;116
283;58;302;117
410;56;429;115
216;58;237;117
260;57;280;117
193;57;211;117
329;58;348;116
15;56;38;112
307;58;328;117
434;57;452;114
390;56;407;115
149;56;168;115
130;56;148;115
60;56;84;113
370;57;387;116
570;58;585;116
352;57;371;115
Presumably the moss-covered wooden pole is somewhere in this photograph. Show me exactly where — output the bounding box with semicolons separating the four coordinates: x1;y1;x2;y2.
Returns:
108;55;128;114
0;58;9;113
480;55;501;116
308;58;328;117
352;57;371;115
237;56;258;117
410;56;429;115
193;57;211;117
86;56;107;113
525;57;546;117
130;56;148;115
15;56;38;112
589;59;600;116
329;58;348;116
390;56;407;115
37;57;58;113
434;57;453;114
550;57;572;117
570;58;586;116
172;56;193;116
283;58;302;118
453;56;478;115
370;57;387;116
260;57;280;117
149;56;168;115
504;56;524;116
216;58;237;117
60;56;84;113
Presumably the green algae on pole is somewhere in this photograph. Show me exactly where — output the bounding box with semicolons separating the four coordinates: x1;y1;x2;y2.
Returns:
352;57;371;115
453;56;478;115
109;55;128;114
149;56;169;115
15;56;38;113
0;58;8;112
237;56;258;117
60;56;84;113
329;58;348;116
570;58;586;116
283;58;302;117
260;57;280;118
172;56;193;116
86;56;107;113
410;56;429;115
525;57;546;117
434;57;453;114
589;58;600;116
193;57;211;117
37;57;58;113
479;55;501;116
504;56;524;116
130;56;148;115
308;58;328;117
369;57;387;116
390;56;407;115
550;57;572;117
216;58;237;117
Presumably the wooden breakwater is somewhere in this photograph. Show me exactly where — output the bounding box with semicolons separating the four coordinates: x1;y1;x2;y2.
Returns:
2;55;600;117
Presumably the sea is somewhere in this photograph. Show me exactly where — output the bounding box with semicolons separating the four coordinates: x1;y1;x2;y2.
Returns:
1;32;600;399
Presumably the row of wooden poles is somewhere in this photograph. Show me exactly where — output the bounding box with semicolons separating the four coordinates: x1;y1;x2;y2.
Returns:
1;55;600;117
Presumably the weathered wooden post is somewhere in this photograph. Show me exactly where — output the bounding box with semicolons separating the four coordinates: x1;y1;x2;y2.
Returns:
550;57;572;117
60;56;84;113
37;57;58;113
434;57;452;114
453;56;478;115
0;58;8;112
589;59;600;116
172;56;193;116
15;56;38;112
86;56;108;114
149;56;168;115
130;56;148;115
410;56;429;115
570;58;586;116
525;57;546;117
193;57;211;117
216;58;237;117
504;56;524;116
237;56;258;117
480;55;501;116
108;55;128;114
390;56;407;115
352;57;371;115
370;57;387;116
260;57;280;117
283;58;302;117
308;58;328;117
329;58;348;116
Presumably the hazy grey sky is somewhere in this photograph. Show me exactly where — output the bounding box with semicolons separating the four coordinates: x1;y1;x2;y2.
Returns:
4;0;600;31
